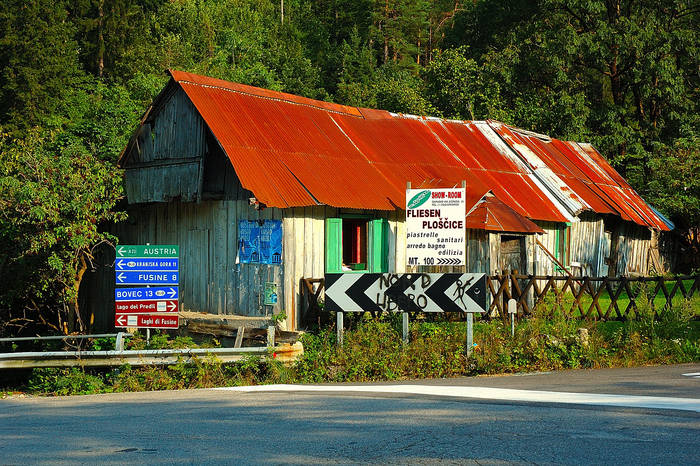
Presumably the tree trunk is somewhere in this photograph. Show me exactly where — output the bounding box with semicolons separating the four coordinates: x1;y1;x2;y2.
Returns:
67;253;89;334
97;0;105;78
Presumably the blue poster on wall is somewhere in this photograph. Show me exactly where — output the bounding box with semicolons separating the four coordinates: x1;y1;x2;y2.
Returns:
238;220;260;264
237;220;282;265
259;220;282;265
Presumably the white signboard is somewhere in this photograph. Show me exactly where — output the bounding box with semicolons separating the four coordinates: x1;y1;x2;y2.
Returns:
406;188;465;266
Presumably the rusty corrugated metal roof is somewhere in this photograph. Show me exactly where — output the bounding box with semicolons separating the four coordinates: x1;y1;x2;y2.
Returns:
155;70;668;230
466;191;545;234
488;122;670;231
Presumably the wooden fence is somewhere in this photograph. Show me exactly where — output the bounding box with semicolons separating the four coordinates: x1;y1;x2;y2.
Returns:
302;274;700;324
488;273;700;321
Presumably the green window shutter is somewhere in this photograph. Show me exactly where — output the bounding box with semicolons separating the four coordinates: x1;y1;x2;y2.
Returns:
325;218;342;273
368;218;388;273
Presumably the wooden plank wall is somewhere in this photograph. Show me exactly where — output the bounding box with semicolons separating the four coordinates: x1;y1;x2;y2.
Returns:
125;162;201;204
570;214;609;277
615;222;652;275
136;88;207;163
124;87;207;204
99;200;285;322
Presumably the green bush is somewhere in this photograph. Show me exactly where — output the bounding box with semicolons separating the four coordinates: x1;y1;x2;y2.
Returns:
28;368;106;395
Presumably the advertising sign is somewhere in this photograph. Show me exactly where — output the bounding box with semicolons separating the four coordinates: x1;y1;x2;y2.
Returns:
405;188;466;266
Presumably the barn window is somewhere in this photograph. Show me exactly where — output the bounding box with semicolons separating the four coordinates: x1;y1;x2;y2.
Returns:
555;224;571;269
325;217;388;273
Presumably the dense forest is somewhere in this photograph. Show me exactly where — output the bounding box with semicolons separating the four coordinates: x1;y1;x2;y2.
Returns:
0;0;698;335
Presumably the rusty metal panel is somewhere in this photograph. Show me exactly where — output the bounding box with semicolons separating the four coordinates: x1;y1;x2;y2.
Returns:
466;192;544;234
160;70;668;232
571;142;669;231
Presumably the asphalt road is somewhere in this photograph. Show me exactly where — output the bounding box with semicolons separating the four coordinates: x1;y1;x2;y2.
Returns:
1;364;698;465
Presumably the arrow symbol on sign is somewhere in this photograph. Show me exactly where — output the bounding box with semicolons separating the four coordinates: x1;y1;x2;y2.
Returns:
168;288;176;298
117;259;125;270
167;301;176;312
116;315;126;326
117;246;125;257
385;274;423;312
117;272;126;283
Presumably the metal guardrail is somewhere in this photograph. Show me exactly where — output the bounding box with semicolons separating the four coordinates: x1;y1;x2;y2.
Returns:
0;328;303;369
0;347;271;369
0;333;132;351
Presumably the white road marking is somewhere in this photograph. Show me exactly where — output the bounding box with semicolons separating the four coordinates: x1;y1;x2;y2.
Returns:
215;384;700;413
682;372;700;378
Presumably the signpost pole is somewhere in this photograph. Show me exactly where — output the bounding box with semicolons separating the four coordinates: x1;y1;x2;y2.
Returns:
336;312;343;347
402;312;409;345
146;242;151;346
462;180;474;357
404;181;411;345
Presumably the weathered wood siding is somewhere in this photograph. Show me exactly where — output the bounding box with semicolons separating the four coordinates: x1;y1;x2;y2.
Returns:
134;87;207;163
615;222;651;275
111;200;284;317
123;87;207;204
569;213;609;277
466;229;490;273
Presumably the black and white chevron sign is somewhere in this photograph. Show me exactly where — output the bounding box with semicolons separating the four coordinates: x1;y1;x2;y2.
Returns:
324;273;486;313
436;258;461;265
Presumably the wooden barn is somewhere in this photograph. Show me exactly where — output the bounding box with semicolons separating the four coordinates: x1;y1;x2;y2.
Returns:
86;70;674;330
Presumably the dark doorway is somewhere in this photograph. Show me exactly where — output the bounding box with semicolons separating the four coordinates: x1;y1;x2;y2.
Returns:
500;235;526;273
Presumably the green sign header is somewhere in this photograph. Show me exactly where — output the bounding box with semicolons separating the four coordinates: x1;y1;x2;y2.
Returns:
117;245;179;258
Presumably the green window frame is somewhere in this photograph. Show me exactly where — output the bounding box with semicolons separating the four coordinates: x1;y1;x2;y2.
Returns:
325;217;388;273
554;223;571;270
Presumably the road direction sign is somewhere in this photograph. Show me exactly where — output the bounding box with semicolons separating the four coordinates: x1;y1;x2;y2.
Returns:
115;258;179;271
115;287;178;301
115;314;179;329
115;300;179;314
116;245;179;258
325;273;486;313
115;271;179;285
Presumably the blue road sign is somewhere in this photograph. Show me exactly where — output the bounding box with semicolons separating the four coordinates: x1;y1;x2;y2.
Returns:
116;271;179;285
115;287;179;301
115;258;179;271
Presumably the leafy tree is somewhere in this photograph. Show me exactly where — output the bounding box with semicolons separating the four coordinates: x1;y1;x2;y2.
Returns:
71;0;163;81
0;129;125;335
0;0;85;132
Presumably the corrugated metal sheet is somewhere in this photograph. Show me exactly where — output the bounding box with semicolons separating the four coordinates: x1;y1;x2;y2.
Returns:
164;70;668;230
488;120;668;231
568;142;669;231
465;192;544;234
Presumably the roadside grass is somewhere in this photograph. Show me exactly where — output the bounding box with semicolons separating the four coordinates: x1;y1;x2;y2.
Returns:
2;298;698;396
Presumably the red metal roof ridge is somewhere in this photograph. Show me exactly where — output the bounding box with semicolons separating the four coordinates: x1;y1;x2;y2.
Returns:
169;69;367;119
